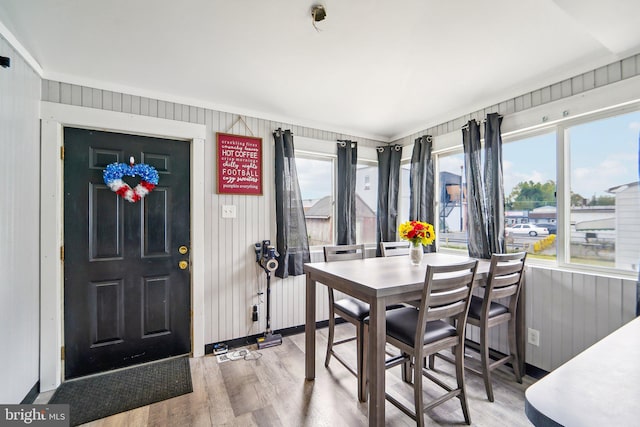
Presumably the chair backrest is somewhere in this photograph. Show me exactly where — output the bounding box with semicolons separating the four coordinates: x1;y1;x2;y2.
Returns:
483;252;527;314
323;244;366;262
416;260;478;341
380;241;411;257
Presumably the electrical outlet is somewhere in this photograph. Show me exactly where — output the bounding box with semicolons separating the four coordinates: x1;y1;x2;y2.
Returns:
528;328;540;346
221;205;236;218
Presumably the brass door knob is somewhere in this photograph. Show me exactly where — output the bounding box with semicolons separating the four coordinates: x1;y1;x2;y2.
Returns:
178;260;189;270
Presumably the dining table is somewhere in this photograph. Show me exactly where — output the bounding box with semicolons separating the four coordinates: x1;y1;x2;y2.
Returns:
303;252;526;427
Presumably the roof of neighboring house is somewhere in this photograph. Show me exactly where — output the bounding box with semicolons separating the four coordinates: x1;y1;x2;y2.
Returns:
305;194;376;219
607;181;639;193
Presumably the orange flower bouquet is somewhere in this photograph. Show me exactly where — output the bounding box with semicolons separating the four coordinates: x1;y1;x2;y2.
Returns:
399;220;436;247
399;220;435;265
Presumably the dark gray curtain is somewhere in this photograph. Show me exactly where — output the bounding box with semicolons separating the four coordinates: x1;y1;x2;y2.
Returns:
484;113;505;254
376;144;402;256
337;140;357;245
463;120;491;259
273;128;310;278
409;135;435;253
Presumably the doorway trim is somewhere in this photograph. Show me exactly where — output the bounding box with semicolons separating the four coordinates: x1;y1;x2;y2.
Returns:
40;101;206;391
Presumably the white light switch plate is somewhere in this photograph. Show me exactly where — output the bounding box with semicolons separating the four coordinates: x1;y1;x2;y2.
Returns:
221;205;236;219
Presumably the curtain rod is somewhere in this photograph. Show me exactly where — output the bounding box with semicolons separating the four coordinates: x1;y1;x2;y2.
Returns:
337;139;357;147
376;144;402;152
460;118;486;130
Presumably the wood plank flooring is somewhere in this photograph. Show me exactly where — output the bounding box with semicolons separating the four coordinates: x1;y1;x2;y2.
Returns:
39;324;536;426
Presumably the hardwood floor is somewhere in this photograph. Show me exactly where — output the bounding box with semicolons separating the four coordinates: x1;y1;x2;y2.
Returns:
39;324;536;426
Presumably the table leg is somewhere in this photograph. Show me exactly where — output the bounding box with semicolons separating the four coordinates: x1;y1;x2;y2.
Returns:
305;274;316;380
368;298;386;426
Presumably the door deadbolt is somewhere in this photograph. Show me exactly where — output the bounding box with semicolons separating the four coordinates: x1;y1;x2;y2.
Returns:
178;246;189;255
178;260;189;270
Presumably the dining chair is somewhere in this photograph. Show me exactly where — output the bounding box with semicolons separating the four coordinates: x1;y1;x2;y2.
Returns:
380;240;411;257
380;240;421;308
465;251;527;402
323;244;369;400
323;243;405;401
378;260;478;426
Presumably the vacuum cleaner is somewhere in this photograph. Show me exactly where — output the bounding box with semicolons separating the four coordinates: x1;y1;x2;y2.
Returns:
254;240;282;349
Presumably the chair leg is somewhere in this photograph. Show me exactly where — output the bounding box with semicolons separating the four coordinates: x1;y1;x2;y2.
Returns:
324;311;335;368
480;323;494;402
357;321;367;402
454;344;471;425
401;352;412;383
413;353;425;427
508;317;522;383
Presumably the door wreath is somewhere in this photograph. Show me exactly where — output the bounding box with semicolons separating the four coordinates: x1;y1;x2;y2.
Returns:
103;161;159;203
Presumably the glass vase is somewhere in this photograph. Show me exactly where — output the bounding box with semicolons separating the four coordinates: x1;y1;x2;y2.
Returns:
410;241;423;266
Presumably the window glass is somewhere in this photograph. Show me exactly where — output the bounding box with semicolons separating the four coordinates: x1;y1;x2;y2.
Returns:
567;110;640;272
355;163;378;244
296;156;334;246
438;152;467;251
398;162;411;225
503;132;557;260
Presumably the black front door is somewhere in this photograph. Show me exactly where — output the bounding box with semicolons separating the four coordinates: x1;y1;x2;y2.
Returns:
63;127;191;379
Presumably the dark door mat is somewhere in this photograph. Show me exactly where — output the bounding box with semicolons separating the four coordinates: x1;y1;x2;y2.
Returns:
49;357;193;426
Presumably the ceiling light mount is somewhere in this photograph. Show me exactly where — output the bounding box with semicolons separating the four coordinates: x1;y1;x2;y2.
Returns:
311;4;326;22
311;4;326;31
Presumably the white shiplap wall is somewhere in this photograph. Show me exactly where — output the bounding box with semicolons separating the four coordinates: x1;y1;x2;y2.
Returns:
40;80;384;349
0;35;41;402
615;185;640;271
524;266;636;371
466;265;637;372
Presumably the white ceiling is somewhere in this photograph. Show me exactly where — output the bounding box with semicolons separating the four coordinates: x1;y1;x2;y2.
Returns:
1;0;640;141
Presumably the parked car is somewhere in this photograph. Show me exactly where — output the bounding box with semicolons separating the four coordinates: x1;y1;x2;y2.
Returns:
505;223;549;237
535;223;557;234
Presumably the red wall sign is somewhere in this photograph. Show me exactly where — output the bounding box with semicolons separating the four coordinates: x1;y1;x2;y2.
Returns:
216;132;263;195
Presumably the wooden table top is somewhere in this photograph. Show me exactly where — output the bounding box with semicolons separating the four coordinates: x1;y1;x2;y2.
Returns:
304;252;489;298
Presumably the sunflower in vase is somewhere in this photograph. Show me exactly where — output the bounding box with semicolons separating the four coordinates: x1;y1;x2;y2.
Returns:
399;220;435;265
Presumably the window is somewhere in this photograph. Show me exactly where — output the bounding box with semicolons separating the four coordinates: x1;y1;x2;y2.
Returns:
401;105;638;275
437;152;467;251
356;162;378;244
398;162;411;224
567;110;640;272
296;152;379;247
503;132;557;260
296;156;334;246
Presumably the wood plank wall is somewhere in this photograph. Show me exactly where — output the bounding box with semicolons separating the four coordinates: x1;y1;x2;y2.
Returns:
466;267;636;372
0;35;41;402
41;52;640;373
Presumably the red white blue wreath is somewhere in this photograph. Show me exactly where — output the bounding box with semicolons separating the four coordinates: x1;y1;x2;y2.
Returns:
103;160;159;203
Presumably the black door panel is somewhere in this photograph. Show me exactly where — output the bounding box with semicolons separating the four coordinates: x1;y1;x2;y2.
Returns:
64;127;191;379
